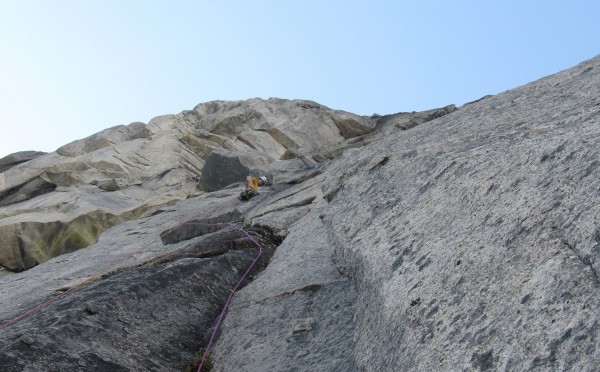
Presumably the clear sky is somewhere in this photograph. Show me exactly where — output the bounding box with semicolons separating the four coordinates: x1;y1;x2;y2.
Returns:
1;1;599;158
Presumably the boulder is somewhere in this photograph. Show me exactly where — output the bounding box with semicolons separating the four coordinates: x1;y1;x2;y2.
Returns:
212;211;358;371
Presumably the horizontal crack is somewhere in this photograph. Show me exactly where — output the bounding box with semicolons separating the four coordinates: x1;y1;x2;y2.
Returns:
254;280;348;303
54;230;272;292
251;196;317;220
143;240;253;266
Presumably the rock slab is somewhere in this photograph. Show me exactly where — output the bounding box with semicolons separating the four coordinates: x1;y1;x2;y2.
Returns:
321;55;600;370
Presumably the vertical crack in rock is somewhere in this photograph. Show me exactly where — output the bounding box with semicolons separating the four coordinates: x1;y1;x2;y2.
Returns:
164;221;281;372
209;213;359;372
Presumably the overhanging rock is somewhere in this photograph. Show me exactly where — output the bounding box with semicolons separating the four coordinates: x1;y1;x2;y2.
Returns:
200;150;251;191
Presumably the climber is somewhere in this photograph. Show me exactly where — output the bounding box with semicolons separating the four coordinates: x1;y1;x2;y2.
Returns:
238;175;267;201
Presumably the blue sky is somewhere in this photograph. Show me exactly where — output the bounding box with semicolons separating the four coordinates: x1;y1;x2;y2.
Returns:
1;1;599;158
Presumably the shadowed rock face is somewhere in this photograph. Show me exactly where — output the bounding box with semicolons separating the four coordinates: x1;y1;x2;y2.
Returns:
0;176;56;208
1;55;600;371
0;152;54;209
201;150;250;191
0;254;258;370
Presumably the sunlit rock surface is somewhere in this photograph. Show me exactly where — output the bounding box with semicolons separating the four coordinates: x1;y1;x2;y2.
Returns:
1;55;599;370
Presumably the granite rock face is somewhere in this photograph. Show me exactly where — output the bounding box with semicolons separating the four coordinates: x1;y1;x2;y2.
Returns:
1;55;600;371
210;57;600;370
211;201;359;371
0;192;277;370
0;99;380;271
318;56;600;370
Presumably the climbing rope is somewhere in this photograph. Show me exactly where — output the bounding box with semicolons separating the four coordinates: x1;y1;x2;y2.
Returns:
0;229;164;331
149;219;266;371
196;222;264;371
0;218;267;372
158;219;266;370
0;285;77;331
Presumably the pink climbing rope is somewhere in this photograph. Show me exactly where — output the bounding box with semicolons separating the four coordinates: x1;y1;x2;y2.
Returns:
0;233;161;331
196;222;264;371
159;220;266;370
0;287;76;331
0;218;265;372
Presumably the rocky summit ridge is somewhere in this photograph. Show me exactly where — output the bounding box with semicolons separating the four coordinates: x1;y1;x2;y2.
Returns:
0;55;599;371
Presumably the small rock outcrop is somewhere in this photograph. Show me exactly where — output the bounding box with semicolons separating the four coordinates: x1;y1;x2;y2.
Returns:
1;55;600;370
0;151;45;173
